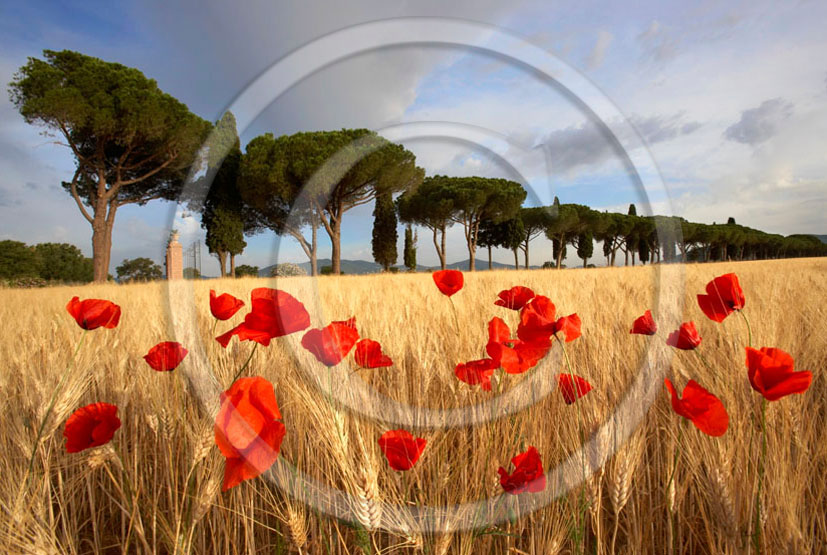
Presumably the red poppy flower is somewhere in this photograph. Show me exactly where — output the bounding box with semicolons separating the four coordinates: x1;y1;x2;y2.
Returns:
516;295;557;342
485;317;550;374
697;273;745;323
494;286;535;310
666;322;701;350
214;376;286;491
354;339;393;368
378;429;427;471
301;319;360;366
63;402;121;453
498;445;546;495
551;313;581;343
558;373;592;404
66;297;121;330
143;341;188;372
455;358;499;391
216;288;310;348
663;378;729;436
630;310;657;335
210;289;245;320
432;269;463;297
746;347;812;401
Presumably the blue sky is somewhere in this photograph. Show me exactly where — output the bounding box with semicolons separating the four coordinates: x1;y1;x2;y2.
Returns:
1;1;825;274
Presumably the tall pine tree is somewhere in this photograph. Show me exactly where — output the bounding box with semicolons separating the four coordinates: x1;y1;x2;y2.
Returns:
371;191;398;271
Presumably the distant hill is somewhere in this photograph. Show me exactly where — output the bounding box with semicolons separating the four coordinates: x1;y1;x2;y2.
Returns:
816;235;827;244
442;258;540;271
258;258;539;276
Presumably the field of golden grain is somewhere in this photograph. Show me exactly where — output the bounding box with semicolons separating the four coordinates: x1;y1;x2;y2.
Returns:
1;258;824;554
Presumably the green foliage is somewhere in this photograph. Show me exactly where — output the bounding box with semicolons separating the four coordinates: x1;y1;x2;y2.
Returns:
638;238;650;263
195;113;249;276
0;240;41;278
235;264;259;277
432;175;526;270
320;265;334;276
116;257;162;282
239;129;423;274
397;177;457;230
9;49;211;281
371;190;397;271
403;225;417;272
545;202;586;268
552;237;567;263
34;243;93;282
628;203;637;216
478;215;524;252
575;232;594;265
3;276;48;288
205;207;246;259
183;267;201;279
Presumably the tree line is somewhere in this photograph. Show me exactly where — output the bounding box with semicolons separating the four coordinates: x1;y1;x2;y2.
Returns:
9;50;825;282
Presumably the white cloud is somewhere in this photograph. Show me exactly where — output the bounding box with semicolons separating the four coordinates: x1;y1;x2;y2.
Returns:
724;98;794;145
587;30;613;70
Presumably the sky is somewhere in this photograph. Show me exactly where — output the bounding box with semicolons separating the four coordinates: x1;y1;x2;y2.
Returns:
0;0;825;275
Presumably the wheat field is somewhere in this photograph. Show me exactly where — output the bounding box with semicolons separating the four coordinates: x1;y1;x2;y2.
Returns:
0;258;824;554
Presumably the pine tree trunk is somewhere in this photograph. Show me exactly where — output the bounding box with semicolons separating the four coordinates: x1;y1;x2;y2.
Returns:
468;242;475;271
513;249;519;270
92;223;107;282
440;226;447;270
331;213;342;275
310;223;318;276
524;240;530;269
433;227;446;270
556;235;565;269
217;251;227;277
488;246;492;270
91;206;114;282
230;254;236;278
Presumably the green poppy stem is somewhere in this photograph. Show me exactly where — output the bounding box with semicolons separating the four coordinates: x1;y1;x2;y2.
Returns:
231;343;258;384
753;398;767;554
25;329;88;484
740;310;753;348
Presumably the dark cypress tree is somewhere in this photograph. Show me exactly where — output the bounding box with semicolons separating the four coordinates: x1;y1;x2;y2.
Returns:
727;217;736;225
372;190;398;271
638;239;650;264
626;204;638;265
403;224;417;272
576;232;594;267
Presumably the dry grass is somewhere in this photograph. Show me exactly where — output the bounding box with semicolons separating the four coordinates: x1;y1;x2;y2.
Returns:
0;258;824;554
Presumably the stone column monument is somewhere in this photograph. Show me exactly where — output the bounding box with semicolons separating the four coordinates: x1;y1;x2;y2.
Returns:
165;231;183;280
